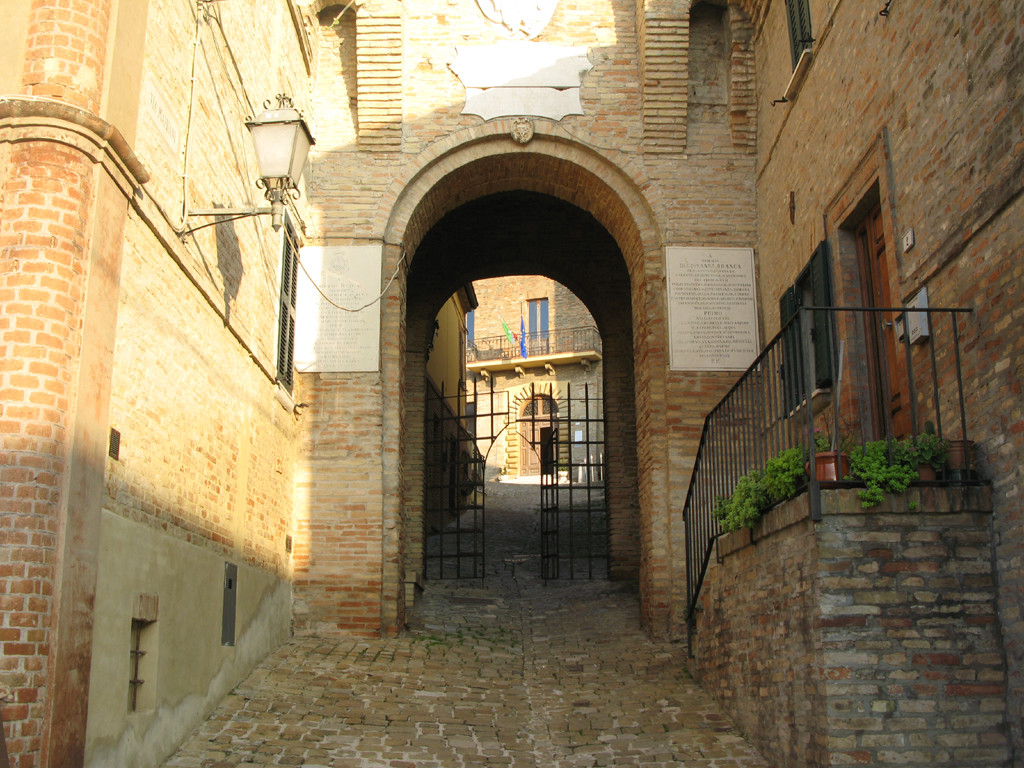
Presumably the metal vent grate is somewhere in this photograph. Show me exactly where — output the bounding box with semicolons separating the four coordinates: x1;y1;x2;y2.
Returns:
109;428;121;460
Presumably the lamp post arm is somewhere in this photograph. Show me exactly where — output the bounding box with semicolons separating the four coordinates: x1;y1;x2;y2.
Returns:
179;207;274;237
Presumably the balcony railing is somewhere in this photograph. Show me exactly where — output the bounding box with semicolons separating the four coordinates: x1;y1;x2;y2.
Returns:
683;306;975;630
468;325;601;363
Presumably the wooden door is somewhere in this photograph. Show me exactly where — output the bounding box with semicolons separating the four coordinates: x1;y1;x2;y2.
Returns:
855;204;909;437
519;395;556;475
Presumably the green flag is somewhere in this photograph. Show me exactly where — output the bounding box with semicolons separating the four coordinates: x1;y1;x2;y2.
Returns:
499;314;515;345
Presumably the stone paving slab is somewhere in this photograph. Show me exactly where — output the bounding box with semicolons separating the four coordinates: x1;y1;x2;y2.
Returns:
163;481;771;768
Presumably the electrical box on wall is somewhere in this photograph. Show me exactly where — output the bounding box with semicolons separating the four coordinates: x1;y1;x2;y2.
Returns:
897;287;930;344
902;228;916;253
222;562;238;647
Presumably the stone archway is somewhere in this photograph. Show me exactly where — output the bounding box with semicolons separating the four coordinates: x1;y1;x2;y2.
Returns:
377;128;673;636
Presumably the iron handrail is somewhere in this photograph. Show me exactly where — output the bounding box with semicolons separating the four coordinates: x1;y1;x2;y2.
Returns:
683;305;974;635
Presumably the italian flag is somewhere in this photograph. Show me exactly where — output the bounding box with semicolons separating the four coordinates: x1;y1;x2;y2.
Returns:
499;314;516;346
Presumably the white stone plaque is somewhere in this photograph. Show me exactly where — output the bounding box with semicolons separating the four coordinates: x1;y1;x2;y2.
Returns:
463;87;583;121
452;42;592;88
451;42;592;121
141;77;180;152
295;245;382;373
667;246;759;371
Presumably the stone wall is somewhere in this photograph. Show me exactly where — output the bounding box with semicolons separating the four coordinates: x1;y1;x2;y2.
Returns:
692;486;1010;768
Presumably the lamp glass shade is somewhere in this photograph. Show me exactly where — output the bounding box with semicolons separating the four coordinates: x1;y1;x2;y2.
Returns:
246;108;314;186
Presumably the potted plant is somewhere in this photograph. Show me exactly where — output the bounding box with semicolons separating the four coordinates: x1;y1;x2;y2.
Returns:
811;429;850;481
946;438;976;481
847;439;920;508
903;430;950;481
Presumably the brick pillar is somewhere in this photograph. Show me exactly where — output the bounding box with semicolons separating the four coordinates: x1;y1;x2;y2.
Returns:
21;0;112;111
0;2;117;766
0;139;95;768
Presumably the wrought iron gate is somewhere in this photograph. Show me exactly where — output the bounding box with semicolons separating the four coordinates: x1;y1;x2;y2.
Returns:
423;380;507;579
424;379;607;580
540;383;608;580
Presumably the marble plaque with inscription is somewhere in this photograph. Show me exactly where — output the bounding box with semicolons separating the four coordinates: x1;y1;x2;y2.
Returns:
666;246;759;371
295;245;382;373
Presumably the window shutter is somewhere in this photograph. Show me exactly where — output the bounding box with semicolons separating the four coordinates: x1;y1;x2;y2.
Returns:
780;285;799;324
785;0;813;68
277;218;298;390
779;286;801;410
809;240;834;388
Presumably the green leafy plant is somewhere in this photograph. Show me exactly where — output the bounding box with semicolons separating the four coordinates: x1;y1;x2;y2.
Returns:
714;472;769;532
906;431;950;471
847;440;920;508
762;447;807;501
714;447;806;532
813;429;832;453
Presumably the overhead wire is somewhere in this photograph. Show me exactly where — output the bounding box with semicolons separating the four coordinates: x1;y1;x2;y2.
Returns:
285;220;407;312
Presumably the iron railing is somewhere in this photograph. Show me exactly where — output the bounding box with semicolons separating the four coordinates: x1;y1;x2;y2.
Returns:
683;306;975;629
468;325;601;363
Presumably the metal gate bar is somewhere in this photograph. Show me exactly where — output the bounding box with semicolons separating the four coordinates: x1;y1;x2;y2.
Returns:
424;379;507;579
541;382;608;580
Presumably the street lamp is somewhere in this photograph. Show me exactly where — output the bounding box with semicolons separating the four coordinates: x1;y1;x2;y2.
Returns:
246;95;315;231
182;94;315;235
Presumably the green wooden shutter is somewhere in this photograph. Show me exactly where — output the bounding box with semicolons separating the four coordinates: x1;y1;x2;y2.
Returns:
780;286;801;410
277;218;298;391
808;240;834;389
785;0;813;68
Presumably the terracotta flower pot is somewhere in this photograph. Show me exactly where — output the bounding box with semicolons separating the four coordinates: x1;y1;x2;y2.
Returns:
809;451;849;482
947;439;974;469
946;439;976;481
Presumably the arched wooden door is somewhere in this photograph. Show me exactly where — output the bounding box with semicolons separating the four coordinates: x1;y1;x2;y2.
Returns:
519;394;557;476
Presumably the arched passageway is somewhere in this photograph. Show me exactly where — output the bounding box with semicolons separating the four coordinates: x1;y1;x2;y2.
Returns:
403;190;640;595
295;132;678;639
372;133;674;636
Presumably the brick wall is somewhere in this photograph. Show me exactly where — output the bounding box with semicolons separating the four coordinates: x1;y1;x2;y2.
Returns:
473;276;593;339
693;486;1011;768
750;0;1024;753
1;0;314;765
0;141;91;767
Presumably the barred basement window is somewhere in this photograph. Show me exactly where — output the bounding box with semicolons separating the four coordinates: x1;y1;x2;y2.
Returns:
785;0;813;68
108;427;121;460
129;593;158;713
277;214;299;391
128;618;154;712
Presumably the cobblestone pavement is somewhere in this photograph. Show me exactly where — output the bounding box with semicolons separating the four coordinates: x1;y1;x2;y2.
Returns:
164;481;771;768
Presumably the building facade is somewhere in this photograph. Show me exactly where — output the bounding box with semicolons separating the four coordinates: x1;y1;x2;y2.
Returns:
0;0;1022;767
467;275;603;480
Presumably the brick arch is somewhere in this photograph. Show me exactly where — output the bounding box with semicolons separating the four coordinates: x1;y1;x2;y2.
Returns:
380;122;663;270
378;133;673;638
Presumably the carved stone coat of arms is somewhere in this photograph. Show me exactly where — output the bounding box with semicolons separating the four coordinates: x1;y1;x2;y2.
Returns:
475;0;559;39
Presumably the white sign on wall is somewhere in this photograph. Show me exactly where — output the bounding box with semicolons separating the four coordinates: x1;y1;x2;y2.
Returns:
666;246;759;371
295;245;382;373
451;41;592;121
